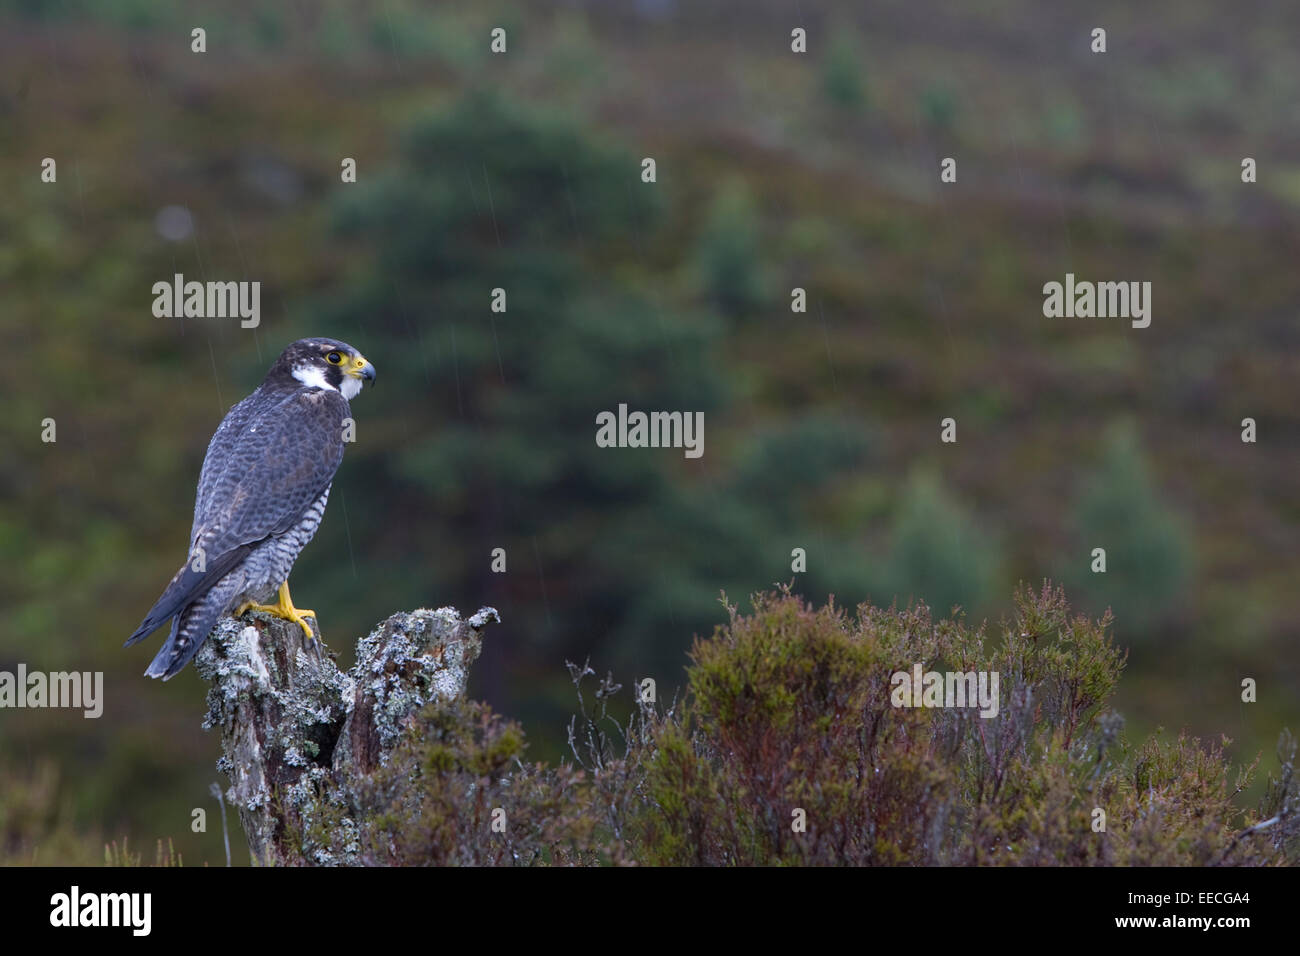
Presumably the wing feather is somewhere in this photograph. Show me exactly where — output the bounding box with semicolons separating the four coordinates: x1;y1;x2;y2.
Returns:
125;387;348;646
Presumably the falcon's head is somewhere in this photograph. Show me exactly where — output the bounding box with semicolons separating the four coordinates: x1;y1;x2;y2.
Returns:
270;337;376;400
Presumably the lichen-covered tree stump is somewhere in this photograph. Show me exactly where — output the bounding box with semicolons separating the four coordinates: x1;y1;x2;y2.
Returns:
193;605;500;865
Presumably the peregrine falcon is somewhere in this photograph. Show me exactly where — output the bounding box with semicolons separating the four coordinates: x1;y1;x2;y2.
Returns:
125;338;375;679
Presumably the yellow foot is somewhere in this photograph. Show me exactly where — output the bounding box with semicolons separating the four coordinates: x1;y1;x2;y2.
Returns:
236;581;318;640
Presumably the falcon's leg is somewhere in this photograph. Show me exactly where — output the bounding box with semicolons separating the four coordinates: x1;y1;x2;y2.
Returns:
236;581;317;639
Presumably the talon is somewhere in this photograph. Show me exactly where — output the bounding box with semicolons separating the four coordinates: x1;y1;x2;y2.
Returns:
237;581;319;641
237;600;278;617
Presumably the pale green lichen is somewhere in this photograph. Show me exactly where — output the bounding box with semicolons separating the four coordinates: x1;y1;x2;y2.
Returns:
350;607;492;761
195;604;498;865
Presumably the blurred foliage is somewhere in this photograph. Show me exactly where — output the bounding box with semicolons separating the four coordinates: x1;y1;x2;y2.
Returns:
0;0;1297;863
103;837;181;867
821;27;869;112
878;469;1000;618
1064;422;1193;637
919;84;958;132
315;89;879;683
691;178;771;317
0;762;103;866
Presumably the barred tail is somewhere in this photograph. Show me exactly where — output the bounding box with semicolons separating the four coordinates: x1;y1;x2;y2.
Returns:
143;581;239;680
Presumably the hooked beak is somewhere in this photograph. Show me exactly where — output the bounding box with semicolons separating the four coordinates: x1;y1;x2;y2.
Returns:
347;355;376;386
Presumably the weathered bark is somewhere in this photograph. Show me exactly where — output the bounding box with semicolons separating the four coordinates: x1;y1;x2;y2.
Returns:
193;605;499;866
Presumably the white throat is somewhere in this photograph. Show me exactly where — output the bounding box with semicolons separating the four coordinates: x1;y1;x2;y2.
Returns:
292;365;336;392
292;363;363;399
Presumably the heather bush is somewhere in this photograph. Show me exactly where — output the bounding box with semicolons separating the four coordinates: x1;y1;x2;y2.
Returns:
608;583;1296;865
310;698;602;866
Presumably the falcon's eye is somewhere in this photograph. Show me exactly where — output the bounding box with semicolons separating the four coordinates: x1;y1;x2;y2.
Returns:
326;351;343;365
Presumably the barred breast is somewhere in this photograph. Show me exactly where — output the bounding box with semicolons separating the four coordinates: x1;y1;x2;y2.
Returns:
231;483;332;609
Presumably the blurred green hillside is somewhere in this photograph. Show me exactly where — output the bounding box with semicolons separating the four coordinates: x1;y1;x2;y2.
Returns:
1;1;1297;864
